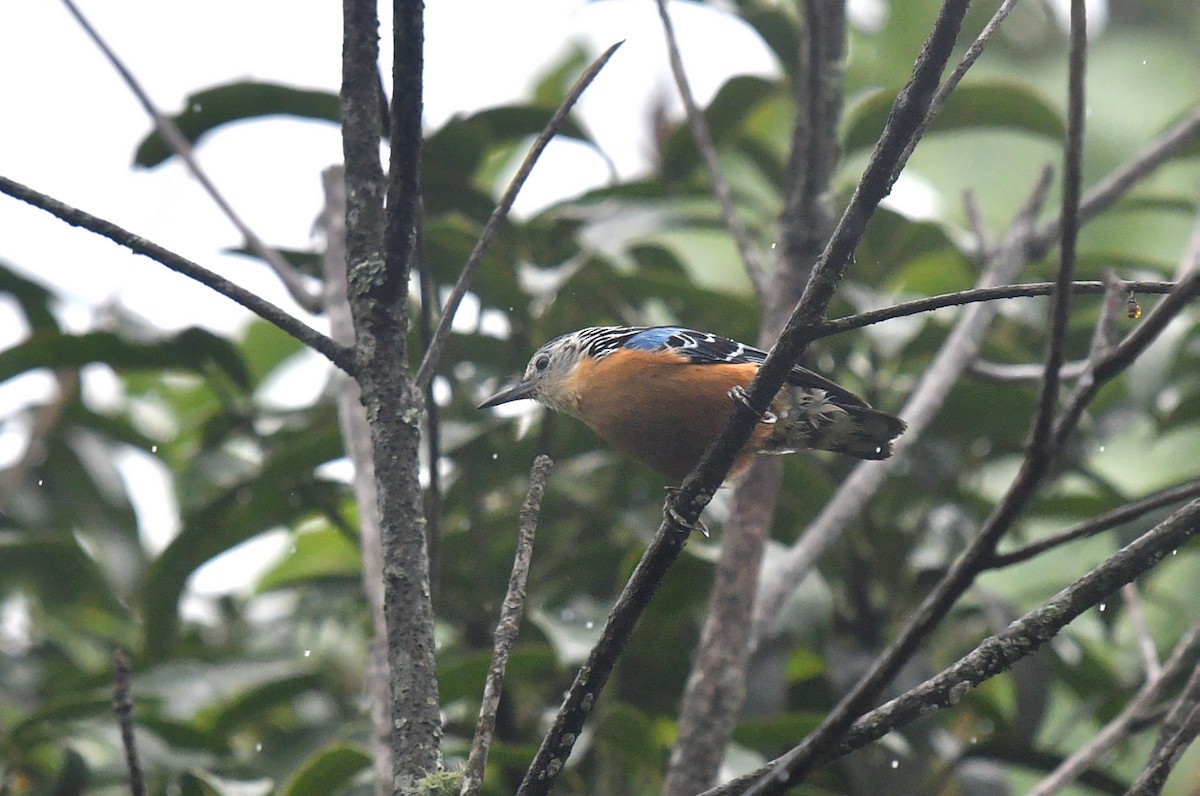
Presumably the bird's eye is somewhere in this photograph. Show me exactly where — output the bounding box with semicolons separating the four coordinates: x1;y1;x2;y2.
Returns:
534;355;551;372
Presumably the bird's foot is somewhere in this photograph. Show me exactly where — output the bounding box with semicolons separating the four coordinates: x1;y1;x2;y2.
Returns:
663;487;710;538
728;385;776;424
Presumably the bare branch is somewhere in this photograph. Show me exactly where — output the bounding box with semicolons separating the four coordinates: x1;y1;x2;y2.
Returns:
1126;664;1200;796
706;499;1200;796
1031;107;1200;260
341;0;440;786
984;480;1200;570
896;0;1024;172
752;166;1055;647
970;359;1089;382
320;165;391;796
462;456;553;796
654;0;767;297
1027;621;1200;796
517;3;975;793
1124;583;1162;679
817;279;1177;338
112;649;146;796
1028;0;1088;463
0;174;355;374
61;0;322;313
415;42;622;391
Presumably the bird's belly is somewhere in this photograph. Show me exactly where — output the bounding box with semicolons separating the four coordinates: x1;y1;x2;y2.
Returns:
573;356;764;481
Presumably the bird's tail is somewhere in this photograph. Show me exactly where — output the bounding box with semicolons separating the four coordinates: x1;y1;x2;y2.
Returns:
823;404;907;460
761;389;907;460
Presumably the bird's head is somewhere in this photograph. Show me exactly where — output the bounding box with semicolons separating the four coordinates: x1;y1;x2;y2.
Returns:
478;333;586;415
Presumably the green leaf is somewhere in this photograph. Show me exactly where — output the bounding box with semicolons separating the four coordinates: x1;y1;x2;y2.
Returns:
661;76;780;181
135;82;340;167
181;770;274;796
193;672;324;736
279;742;371;796
842;80;1065;157
0;260;59;332
0;328;251;391
256;527;361;592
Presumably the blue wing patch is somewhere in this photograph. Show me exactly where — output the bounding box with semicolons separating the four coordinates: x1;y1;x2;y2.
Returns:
622;326;869;408
623;326;690;351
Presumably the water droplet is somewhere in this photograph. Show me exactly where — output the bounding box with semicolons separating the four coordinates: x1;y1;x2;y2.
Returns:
1098;602;1106;612
1098;445;1105;452
254;742;262;752
492;453;498;460
890;759;898;769
585;621;594;629
970;736;977;744
303;649;311;658
150;444;158;453
37;479;43;486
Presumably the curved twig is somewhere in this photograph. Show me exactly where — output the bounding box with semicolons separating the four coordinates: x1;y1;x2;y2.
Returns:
61;0;322;312
415;42;623;391
462;456;553;796
0;175;354;374
705;498;1200;796
654;0;767;297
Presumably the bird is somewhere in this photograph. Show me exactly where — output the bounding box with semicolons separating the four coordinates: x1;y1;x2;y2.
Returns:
479;326;906;483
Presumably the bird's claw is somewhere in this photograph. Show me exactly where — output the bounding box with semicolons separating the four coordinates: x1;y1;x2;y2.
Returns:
728;385;776;425
664;487;710;537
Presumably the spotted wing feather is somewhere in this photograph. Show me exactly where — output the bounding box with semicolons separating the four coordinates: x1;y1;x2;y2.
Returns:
620;326;869;409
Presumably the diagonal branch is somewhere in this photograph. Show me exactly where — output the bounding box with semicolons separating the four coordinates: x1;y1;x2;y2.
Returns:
415;42;622;391
1027;621;1200;796
112;649;147;796
704;498;1200;795
1125;663;1200;796
61;0;322;313
752;167;1054;647
984;480;1200;570
1028;0;1088;462
461;456;553;796
0;174;354;374
1030;107;1200;261
654;0;767;297
816;279;1177;338
516;2;973;792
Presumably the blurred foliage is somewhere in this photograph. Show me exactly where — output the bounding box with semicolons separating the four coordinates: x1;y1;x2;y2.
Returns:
3;1;1200;794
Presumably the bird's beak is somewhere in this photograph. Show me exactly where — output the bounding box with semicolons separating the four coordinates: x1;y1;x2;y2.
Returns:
478;379;537;409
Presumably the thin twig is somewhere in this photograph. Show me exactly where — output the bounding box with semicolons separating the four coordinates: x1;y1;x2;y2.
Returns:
461;456;553;796
1030;107;1200;260
1124;583;1162;679
654;0;767;297
752;167;1055;648
415;219;444;598
415;42;622;391
896;0;1024;173
970;359;1089;382
816;279;1177;338
516;3;974;793
1026;621;1200;796
705;499;1200;796
1029;0;1087;462
0;175;354;374
984;481;1200;569
1126;664;1200;796
112;650;146;796
61;0;322;313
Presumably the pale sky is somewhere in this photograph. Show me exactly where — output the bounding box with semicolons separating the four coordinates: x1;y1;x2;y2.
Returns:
0;0;777;604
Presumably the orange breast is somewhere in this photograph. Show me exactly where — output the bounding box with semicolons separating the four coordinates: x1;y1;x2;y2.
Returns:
564;350;772;481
